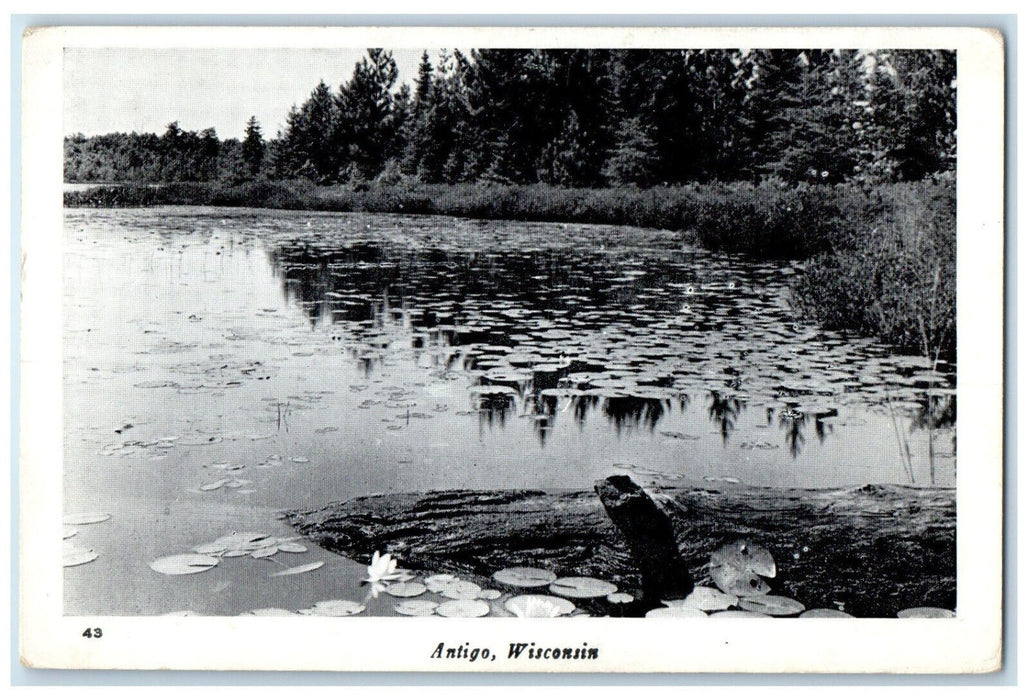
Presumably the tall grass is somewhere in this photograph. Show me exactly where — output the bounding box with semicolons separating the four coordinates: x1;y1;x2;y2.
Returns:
63;180;855;255
792;179;956;361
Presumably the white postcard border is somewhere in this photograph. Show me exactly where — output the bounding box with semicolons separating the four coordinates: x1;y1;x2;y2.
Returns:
19;25;1005;673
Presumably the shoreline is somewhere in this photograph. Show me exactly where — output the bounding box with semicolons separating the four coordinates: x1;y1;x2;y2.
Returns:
64;178;956;361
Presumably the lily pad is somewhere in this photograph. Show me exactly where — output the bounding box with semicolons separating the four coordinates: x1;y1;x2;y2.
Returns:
424;573;457;589
467;385;517;395
149;553;220;575
199;478;230;491
506;595;576;617
63;512;111;525
669;586;739;612
385;581;428;598
437;599;491;618
737;595;805;616
277;541;308;554
709;610;772;618
645;606;708;618
800;608;854;618
305;600;365;616
477;589;502;600
62;526;78;540
270;561;324;577
607;592;634;605
246;608;296;616
205;462;244;471
549;576;618;599
250;546;279;558
63;546;99;567
214;532;268;549
438;580;482;600
395;600;440;616
493;566;557;588
710;563;771;597
897;607;956;618
711;539;776;578
193;542;227;555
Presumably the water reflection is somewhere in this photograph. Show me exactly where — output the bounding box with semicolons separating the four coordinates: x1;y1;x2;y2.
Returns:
61;209;959;620
779;412;808;459
263;225;956;478
603;396;669;434
708;391;744;444
813;415;834;444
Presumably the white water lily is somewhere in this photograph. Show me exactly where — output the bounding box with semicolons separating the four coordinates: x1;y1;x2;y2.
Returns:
507;595;571;618
364;551;404;583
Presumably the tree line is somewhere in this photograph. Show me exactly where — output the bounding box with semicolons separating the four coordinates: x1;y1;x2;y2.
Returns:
64;48;955;187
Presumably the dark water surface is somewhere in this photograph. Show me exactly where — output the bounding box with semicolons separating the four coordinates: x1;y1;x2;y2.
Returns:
63;207;955;616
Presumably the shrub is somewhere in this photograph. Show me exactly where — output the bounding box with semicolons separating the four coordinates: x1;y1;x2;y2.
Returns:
792;179;956;360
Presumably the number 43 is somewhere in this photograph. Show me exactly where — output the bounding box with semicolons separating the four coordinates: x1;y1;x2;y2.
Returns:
82;627;102;639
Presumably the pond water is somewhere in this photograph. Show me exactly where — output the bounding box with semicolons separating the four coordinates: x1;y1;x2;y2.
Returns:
63;207;955;616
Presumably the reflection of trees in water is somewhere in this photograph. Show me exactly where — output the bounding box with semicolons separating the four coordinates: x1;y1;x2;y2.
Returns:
601;396;669;434
708;391;744;444
265;239;694;339
466;390;672;440
356;356;376;377
909;393;957;432
779;413;808;458
573;394;599;425
266;248;335;327
909;392;957;480
531;417;552;448
411;348;463;375
263;236;935;466
813;416;834;444
476;395;516;431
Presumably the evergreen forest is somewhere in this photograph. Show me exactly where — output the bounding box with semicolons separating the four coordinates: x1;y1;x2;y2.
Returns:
64;49;955;188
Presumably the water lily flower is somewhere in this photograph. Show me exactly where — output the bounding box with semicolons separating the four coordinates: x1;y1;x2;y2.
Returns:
364;551;404;583
509;597;566;618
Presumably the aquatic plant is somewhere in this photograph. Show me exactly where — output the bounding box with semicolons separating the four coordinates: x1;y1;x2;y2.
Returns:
364;550;403;583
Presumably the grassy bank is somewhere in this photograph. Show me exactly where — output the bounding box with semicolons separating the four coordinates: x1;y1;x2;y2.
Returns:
793;179;955;362
63;180;852;257
65;177;955;360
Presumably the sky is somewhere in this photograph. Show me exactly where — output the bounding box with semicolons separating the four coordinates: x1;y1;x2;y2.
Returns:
63;47;430;140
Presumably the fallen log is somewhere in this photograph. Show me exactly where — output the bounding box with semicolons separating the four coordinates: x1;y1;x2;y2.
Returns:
287;477;955;617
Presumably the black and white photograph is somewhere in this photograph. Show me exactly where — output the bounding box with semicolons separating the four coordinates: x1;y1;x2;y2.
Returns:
18;25;1004;673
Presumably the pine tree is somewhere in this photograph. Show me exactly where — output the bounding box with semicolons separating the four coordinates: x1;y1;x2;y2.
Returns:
680;50;753;181
274;81;340;182
743;50;808;181
337;49;401;180
401;53;433;176
199;128;220;181
414;50;479;183
242;116;265;180
879;50;956;180
770;51;863;183
414;50;433;119
602;115;659;187
539;109;600;186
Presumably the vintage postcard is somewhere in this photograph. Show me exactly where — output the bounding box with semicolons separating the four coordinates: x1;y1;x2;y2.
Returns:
19;25;1004;673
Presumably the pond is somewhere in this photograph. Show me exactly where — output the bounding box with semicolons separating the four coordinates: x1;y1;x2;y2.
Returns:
62;206;955;616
